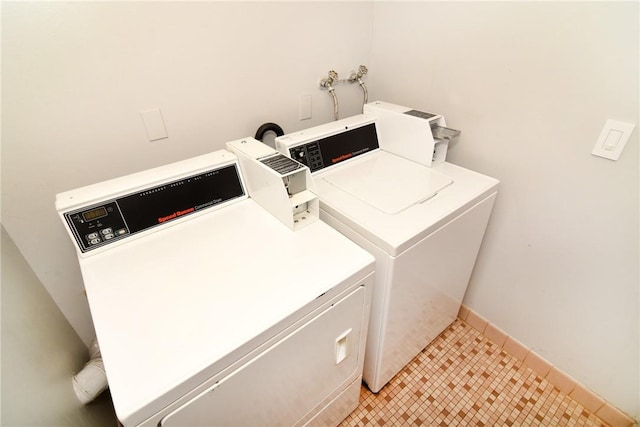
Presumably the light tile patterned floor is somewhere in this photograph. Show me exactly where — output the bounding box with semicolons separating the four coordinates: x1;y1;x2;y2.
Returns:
341;319;609;427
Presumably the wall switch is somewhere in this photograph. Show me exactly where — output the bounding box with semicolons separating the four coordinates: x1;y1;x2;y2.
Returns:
299;94;312;120
602;129;623;151
592;120;635;160
140;108;168;141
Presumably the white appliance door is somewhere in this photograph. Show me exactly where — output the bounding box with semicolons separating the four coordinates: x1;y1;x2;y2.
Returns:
159;286;367;427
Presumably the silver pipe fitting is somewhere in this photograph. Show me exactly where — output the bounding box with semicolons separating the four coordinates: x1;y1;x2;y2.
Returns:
320;70;340;121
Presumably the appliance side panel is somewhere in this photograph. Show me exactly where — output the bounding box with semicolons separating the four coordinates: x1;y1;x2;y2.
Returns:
324;193;497;392
376;193;497;389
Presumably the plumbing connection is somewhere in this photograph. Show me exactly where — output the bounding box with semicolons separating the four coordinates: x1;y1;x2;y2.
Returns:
319;66;369;120
349;65;369;110
320;70;340;121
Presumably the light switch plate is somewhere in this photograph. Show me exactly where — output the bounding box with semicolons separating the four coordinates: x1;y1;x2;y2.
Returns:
140;108;168;141
592;119;635;160
299;94;312;120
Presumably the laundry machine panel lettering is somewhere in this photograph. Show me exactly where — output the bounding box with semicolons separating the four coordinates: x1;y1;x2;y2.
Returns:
63;164;245;253
288;123;379;173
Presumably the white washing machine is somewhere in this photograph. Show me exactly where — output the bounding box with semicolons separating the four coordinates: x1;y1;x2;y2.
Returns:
55;145;374;426
276;102;499;393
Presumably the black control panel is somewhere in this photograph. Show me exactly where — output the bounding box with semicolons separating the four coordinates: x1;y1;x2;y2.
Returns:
288;123;379;173
64;164;245;253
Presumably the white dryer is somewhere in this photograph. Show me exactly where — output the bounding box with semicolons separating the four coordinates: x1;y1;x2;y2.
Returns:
56;146;374;426
276;104;499;393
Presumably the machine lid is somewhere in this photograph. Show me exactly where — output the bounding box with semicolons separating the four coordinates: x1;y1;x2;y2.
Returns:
322;152;453;214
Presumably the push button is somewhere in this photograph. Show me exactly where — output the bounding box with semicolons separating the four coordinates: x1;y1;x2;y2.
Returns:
101;228;113;235
87;232;99;240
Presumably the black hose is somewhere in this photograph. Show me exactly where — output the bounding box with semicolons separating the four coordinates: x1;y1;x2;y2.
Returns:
254;123;284;141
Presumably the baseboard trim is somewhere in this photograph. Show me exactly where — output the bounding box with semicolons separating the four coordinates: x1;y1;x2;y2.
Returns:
458;304;636;427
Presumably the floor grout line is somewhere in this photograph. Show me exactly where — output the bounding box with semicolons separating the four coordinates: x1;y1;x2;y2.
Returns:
340;319;611;427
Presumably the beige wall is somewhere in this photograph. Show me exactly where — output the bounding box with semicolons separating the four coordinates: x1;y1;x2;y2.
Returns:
1;227;116;426
368;1;638;419
2;1;373;344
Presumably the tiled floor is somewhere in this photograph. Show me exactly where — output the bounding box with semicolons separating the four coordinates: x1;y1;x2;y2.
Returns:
340;319;610;427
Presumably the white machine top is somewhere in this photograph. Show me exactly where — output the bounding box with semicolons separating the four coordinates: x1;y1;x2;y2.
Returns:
276;116;499;257
56;149;374;426
323;152;452;214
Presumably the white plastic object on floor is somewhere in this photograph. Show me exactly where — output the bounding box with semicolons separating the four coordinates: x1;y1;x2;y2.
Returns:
73;357;108;404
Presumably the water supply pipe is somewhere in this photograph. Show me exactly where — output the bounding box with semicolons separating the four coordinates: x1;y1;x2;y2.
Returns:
349;65;369;111
320;70;339;121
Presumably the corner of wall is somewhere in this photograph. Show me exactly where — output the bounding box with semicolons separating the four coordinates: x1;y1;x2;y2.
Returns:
458;304;637;427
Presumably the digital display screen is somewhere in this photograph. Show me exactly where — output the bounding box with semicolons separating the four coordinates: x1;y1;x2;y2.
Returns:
82;206;107;222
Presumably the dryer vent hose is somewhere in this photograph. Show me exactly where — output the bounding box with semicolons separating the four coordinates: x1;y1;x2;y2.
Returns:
255;123;285;147
72;340;108;404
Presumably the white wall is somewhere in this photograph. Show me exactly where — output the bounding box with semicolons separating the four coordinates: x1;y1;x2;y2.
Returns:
369;1;638;419
1;227;116;426
2;1;373;345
